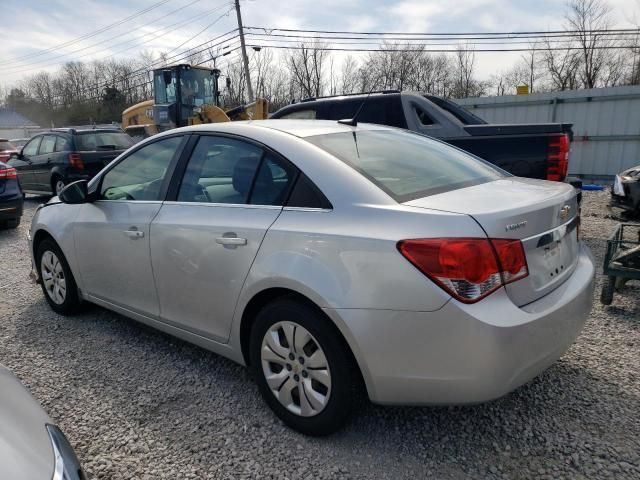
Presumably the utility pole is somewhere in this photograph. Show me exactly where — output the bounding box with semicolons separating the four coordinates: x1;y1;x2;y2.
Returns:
234;0;254;102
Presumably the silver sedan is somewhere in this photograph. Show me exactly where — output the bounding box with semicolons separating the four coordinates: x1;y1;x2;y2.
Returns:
29;120;595;435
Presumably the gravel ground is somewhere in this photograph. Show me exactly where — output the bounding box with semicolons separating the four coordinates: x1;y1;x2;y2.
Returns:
0;190;639;480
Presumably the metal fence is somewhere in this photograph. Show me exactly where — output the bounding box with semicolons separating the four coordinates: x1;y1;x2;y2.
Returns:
456;86;640;182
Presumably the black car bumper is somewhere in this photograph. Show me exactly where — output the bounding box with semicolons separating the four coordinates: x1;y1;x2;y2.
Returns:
611;193;638;212
0;195;24;220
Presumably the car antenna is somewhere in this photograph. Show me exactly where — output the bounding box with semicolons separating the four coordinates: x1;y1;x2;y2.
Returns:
337;85;378;127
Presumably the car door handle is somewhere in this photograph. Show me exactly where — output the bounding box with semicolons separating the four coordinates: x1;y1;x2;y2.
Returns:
215;236;247;246
124;228;144;239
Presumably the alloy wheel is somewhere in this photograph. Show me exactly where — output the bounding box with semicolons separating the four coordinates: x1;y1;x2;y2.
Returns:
41;250;66;304
260;321;332;417
55;179;66;196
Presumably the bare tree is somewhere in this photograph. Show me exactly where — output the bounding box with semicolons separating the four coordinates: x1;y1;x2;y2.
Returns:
541;36;581;90
287;43;328;99
451;45;487;98
565;0;613;88
339;55;360;94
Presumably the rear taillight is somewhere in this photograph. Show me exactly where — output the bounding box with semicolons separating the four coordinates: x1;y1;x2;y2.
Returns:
397;238;528;303
547;133;570;182
68;152;84;170
0;166;18;180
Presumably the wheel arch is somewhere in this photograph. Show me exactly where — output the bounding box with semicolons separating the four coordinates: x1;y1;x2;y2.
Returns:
32;227;82;293
238;287;369;396
32;228;56;260
49;169;65;193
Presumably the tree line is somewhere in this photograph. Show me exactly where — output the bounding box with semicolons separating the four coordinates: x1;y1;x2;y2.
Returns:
1;0;638;127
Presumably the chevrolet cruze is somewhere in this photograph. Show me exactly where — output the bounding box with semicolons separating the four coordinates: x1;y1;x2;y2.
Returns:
29;120;595;435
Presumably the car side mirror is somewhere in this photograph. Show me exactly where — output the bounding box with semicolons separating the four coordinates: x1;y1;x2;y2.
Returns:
59;180;93;204
9;152;23;161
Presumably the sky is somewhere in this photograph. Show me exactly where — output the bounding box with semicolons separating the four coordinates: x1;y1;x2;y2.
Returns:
0;0;639;88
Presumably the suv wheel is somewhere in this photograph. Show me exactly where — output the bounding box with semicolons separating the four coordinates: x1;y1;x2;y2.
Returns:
53;177;66;196
249;298;354;436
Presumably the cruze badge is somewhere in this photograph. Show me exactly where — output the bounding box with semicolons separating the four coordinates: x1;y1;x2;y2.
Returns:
559;205;571;221
505;221;527;232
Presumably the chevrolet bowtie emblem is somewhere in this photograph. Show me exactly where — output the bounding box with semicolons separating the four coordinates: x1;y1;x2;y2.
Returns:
559;205;571;221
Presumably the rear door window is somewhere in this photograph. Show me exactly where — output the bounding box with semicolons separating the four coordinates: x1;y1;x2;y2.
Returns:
177;136;264;204
76;132;134;151
250;154;296;206
279;109;316;120
38;135;57;155
55;136;70;152
325;96;407;128
306;129;504;202
414;107;435;126
177;137;297;206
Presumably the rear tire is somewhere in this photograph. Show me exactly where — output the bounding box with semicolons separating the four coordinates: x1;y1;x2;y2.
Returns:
600;275;615;305
52;176;66;196
249;297;354;436
36;238;81;315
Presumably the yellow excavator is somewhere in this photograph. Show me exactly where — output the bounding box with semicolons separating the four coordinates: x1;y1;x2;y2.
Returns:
122;64;268;141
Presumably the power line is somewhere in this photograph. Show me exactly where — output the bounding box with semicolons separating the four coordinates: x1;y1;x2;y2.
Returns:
2;1;234;75
0;0;172;67
245;26;640;37
244;34;640;48
244;43;640;53
50;32;240;105
161;5;235;57
244;30;640;43
1;0;206;71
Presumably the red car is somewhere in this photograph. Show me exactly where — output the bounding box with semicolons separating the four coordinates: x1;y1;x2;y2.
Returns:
0;139;18;163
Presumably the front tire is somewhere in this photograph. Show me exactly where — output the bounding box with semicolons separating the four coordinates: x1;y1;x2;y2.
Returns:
249;298;355;436
36;239;81;315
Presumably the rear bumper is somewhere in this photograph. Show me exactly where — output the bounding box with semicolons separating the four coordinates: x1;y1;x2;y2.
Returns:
329;243;595;405
0;195;23;220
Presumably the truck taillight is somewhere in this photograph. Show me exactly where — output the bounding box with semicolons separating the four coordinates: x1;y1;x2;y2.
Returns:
397;238;528;303
0;166;18;180
547;133;569;182
68;152;84;170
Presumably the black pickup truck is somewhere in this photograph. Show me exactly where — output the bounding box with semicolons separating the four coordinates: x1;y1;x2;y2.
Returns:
271;91;573;183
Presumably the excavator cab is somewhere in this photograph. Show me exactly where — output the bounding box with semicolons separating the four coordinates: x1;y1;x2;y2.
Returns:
122;63;268;141
152;64;221;128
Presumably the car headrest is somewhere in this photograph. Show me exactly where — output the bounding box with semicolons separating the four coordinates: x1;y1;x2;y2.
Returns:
232;157;259;196
233;157;273;197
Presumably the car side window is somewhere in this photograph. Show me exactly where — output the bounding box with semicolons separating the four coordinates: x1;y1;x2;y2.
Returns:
39;135;57;155
414;106;435;126
286;173;332;209
177;136;263;204
100;136;182;201
249;154;296;206
22;137;41;156
55;137;70;152
279;109;316;120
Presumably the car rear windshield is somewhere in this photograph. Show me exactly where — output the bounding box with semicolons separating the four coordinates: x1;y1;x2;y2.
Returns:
0;140;14;151
75;131;134;151
305;129;505;202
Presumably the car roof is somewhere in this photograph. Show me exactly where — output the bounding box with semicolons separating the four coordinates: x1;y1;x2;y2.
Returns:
171;119;394;138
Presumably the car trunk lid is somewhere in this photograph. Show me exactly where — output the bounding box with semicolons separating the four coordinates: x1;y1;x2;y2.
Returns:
405;177;580;306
